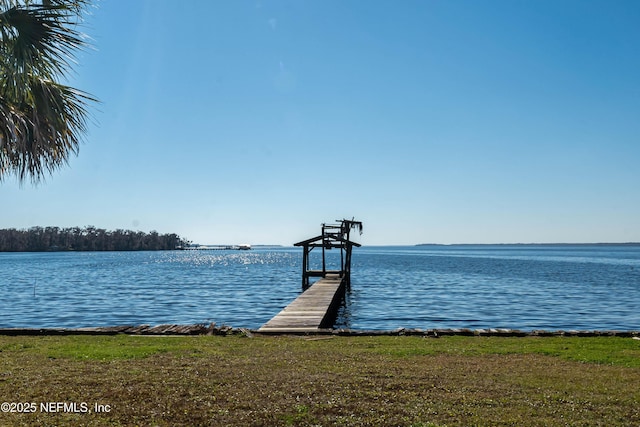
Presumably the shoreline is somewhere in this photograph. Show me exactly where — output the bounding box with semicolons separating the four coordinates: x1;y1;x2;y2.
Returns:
1;324;638;338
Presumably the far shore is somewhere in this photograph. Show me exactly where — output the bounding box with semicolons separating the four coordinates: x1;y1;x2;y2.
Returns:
416;242;640;246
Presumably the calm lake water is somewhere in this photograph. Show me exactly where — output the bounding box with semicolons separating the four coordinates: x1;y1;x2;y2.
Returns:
1;245;639;331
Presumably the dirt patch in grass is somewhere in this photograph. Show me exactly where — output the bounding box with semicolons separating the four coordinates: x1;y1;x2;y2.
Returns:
0;335;638;426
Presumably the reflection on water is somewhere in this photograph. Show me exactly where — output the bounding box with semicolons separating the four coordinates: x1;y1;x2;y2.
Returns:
1;245;639;330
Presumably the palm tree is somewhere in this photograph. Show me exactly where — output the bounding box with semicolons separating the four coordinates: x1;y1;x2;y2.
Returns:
0;0;95;182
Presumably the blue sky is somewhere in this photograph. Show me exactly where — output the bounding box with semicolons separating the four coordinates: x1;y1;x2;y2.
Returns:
2;0;639;245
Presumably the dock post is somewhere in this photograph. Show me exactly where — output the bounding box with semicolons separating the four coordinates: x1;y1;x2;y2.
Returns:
301;244;309;290
344;243;352;289
321;224;327;278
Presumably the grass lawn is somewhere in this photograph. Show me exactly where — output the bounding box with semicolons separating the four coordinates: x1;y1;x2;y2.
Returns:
0;334;639;426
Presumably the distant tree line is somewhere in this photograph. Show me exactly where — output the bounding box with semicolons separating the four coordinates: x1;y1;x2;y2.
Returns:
0;227;191;252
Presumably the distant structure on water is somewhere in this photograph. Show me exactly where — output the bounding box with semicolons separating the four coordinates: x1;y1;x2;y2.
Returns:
183;244;251;251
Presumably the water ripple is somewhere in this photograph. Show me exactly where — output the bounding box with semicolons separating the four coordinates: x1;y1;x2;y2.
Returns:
1;246;639;330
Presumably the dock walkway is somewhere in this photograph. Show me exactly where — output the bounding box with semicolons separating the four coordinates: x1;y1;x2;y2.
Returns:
258;275;345;333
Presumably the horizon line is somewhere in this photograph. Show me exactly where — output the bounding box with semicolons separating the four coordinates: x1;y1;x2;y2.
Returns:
196;242;640;247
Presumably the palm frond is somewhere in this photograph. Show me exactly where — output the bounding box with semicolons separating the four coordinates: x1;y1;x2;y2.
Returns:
0;0;95;182
1;3;87;77
1;76;95;181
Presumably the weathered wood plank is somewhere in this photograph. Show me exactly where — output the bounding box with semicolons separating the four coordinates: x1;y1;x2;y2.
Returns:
303;270;343;277
258;275;345;333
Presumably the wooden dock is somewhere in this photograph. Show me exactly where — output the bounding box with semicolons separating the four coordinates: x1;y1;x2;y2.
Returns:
258;274;346;333
258;219;362;334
